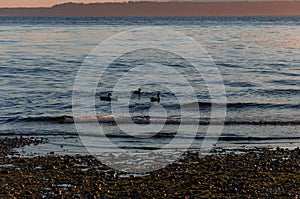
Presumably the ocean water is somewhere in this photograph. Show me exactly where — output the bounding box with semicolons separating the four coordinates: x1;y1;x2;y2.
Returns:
0;16;300;156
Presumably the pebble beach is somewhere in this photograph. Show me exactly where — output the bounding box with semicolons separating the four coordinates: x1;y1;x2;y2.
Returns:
1;137;299;198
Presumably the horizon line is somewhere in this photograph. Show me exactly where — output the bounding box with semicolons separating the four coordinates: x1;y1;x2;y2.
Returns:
1;0;300;9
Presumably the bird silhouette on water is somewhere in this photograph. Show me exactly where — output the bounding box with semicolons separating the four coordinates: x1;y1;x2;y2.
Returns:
150;91;160;103
133;88;142;96
100;93;118;101
132;88;142;99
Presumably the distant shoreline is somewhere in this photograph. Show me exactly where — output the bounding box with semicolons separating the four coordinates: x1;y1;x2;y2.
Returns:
1;1;300;16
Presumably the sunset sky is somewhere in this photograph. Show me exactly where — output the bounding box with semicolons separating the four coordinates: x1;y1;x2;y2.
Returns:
1;0;299;8
0;0;128;8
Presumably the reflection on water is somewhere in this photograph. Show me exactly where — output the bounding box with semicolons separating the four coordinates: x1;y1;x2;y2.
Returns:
1;16;300;153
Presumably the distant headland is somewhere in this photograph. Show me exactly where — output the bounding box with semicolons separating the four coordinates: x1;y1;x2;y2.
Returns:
1;1;300;16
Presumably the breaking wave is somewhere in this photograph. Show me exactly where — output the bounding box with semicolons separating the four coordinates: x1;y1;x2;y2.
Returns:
10;115;300;126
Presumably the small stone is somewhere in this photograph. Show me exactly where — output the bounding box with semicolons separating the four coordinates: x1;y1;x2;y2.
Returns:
24;190;32;195
1;170;9;174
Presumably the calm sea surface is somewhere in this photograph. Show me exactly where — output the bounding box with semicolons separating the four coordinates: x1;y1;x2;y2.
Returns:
0;16;299;155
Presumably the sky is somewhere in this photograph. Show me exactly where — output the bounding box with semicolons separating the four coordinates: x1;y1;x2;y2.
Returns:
0;0;125;8
0;0;298;8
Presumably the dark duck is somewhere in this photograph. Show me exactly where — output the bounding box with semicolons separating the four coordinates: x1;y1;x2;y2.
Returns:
100;93;118;101
132;88;142;97
150;91;160;103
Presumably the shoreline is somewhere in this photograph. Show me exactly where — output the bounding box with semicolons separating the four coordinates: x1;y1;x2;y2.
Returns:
1;137;300;197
